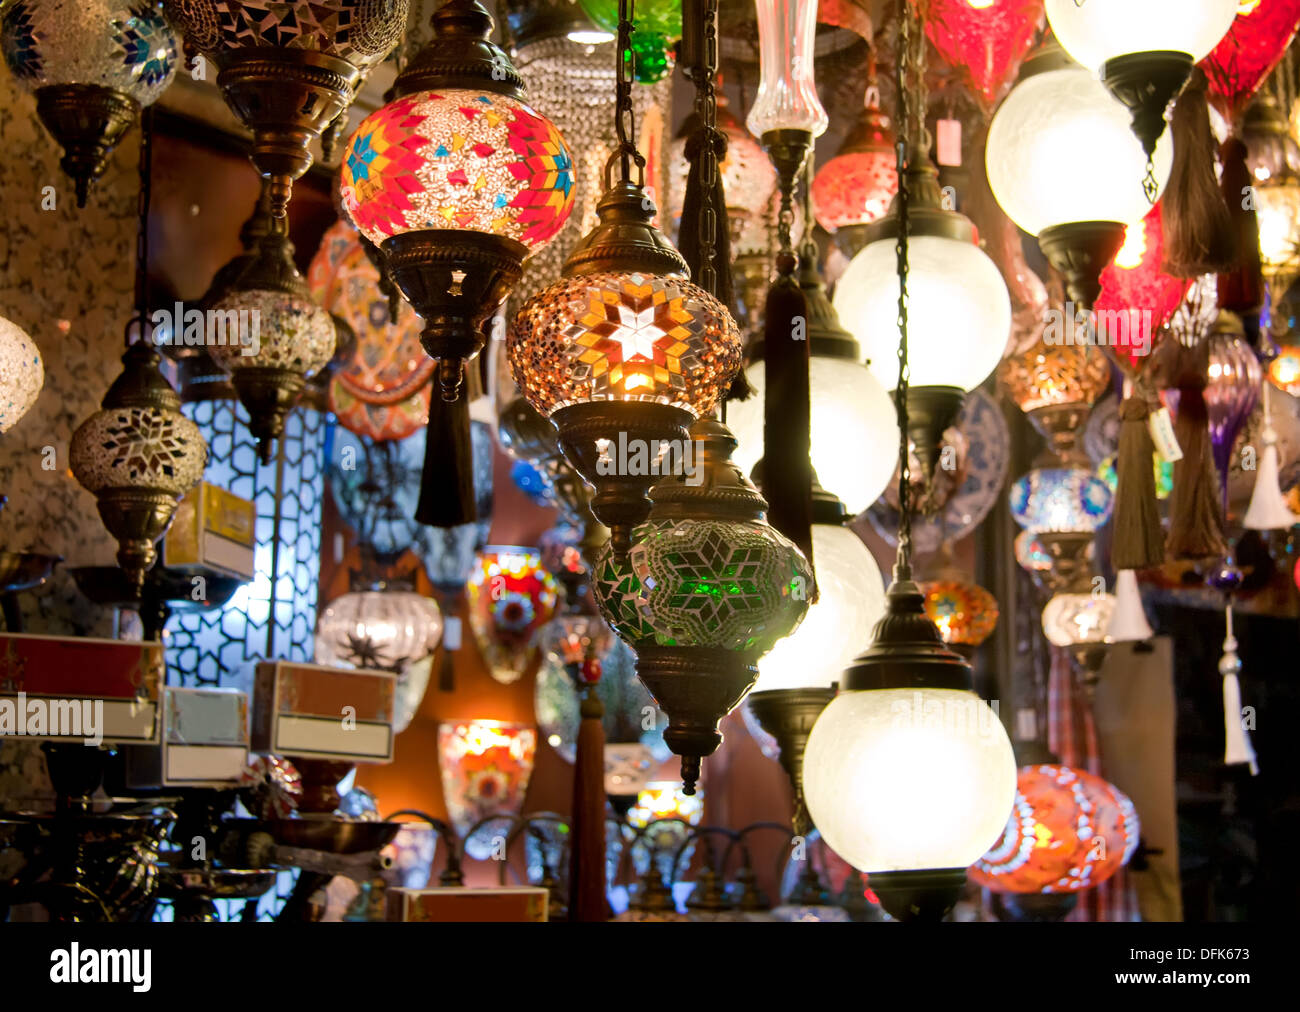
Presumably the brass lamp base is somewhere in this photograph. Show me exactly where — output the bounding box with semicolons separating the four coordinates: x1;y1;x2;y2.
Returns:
382;229;526;398
746;687;836;838
550;400;693;558
35;83;138;208
1101;51;1193;162
218;48;359;218
1035;531;1097;595
633;644;760;795
1037;221;1127;311
993;889;1079;923
869;867;967;923
94;487;182;597
905;385;967;486
760;128;814;205
230;367;305;465
1027;403;1093;468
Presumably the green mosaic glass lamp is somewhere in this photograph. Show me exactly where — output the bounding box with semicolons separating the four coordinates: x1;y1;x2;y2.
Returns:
591;416;812;794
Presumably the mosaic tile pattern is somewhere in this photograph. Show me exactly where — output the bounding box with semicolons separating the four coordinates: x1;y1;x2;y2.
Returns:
0;316;43;433
1;0;178;105
592;518;812;653
69;405;207;493
170;0;407;69
508;270;742;417
1009;466;1114;534
341;89;575;248
208;288;336;376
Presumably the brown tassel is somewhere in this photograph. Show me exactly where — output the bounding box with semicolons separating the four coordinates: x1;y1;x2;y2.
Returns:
1163;340;1227;560
762;255;814;569
1217;137;1265;314
1112;388;1166;570
568;672;610;922
415;379;476;528
724;360;754;403
1161;69;1236;278
679;125;736;310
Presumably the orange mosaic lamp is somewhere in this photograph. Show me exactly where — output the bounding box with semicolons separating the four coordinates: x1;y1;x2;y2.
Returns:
338;0;574;526
920;578;999;648
970;760;1140;920
997;341;1110;462
507;11;742;557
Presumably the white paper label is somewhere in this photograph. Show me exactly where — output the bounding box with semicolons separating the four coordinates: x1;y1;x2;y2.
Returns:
1148;406;1183;463
443;616;462;651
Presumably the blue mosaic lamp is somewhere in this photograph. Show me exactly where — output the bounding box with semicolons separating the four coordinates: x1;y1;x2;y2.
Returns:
1009;467;1114;534
0;0;178;205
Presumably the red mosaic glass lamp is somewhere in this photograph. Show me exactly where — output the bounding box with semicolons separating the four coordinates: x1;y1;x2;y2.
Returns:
811;75;897;251
923;0;1045;113
1201;0;1300;122
340;0;575;526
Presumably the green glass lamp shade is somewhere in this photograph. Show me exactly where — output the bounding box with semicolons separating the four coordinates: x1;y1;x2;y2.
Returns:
577;0;681;82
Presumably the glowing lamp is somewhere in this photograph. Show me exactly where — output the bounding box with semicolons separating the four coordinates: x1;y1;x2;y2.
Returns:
1044;0;1237;160
1010;467;1114;533
1041;591;1116;647
746;0;828;139
1240;94;1300;275
811;98;897;234
0;316;43;433
437;719;537;859
986;46;1173;309
921;578;999;648
971;762;1140;901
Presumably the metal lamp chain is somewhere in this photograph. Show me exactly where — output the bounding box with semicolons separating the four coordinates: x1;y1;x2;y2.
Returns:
894;0;914;580
608;0;646;188
695;0;721;295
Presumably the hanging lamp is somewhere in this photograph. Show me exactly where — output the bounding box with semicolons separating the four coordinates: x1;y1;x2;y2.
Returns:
341;0;576;529
834;7;1010;484
1;0;178;207
508;0;740;557
802;0;1015;925
69;111;207;595
591;416;812;795
0;317;44;434
1043;0;1236;177
169;0;408;218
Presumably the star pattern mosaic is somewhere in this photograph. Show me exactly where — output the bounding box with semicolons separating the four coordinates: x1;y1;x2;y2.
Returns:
69;406;207;494
342;89;575;249
508;271;742;417
592;519;812;652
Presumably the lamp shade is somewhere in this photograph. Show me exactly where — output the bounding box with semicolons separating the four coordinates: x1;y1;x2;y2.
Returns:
341;90;575;250
834;234;1010;391
1010;467;1114;533
508;270;741;418
0;316;43;433
746;0;828;138
437;719;537;859
314;589;443;674
728;355;898;515
803;687;1016;873
810;101;897;232
997;341;1111;415
970;763;1140;894
1043;0;1238;69
921;579;999;648
1105;569;1155;642
465;546;559;685
1042;591;1116;646
1;0;176;104
752;524;885;692
986;63;1173;238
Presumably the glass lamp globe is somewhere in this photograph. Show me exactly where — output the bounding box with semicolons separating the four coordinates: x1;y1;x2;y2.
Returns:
752;523;885;692
341;89;575;251
0;316;43;433
811;100;897;233
747;0;828;138
577;0;680;82
728;355;898;515
1041;591;1116;647
834;232;1010;391
1009;467;1114;533
921;579;999;648
970;762;1140;894
1043;0;1238;71
1;0;178;205
1240;95;1300;274
986;60;1174;238
314;589;444;674
803;686;1016;874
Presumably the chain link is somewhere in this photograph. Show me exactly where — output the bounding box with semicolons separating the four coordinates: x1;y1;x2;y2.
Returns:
894;0;914;578
608;0;647;189
694;0;721;294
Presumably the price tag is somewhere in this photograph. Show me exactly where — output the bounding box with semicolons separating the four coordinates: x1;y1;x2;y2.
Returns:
936;119;962;167
443;616;462;651
1148;406;1183;463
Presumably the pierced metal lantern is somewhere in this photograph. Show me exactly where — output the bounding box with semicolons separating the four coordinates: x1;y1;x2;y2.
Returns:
70;342;207;594
169;0;408;217
1;0;178;206
591;417;811;794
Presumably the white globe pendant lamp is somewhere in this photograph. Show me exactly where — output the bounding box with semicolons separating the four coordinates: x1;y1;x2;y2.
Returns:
1044;0;1237;163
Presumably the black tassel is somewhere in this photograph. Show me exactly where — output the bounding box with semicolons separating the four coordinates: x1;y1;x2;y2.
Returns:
415;381;476;528
1217;137;1265;314
679;126;736;310
762;254;813;569
1162;69;1236;278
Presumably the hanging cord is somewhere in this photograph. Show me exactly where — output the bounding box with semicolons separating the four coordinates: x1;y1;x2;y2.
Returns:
604;0;646;190
694;0;721;296
130;105;154;348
